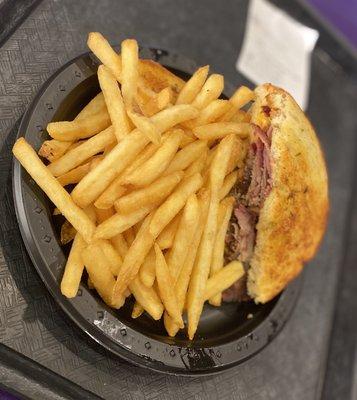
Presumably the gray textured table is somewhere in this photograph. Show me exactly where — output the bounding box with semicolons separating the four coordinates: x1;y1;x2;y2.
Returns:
0;1;356;399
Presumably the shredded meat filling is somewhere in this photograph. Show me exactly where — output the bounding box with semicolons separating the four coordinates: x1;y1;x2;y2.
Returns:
223;125;273;302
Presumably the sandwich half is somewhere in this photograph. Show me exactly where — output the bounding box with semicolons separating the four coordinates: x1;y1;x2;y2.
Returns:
224;83;329;304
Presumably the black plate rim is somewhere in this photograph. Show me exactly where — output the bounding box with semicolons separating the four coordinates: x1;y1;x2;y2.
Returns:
12;49;303;376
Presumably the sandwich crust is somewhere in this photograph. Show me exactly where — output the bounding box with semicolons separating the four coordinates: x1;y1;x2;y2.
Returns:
247;84;329;303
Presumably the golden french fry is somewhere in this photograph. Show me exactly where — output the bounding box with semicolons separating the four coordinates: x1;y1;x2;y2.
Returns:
71;105;198;208
156;87;172;110
38;140;73;162
112;213;155;301
97;239;123;277
127;110;161;145
167;194;200;282
87;276;94;289
94;206;114;224
193;122;251;141
94;202;156;240
139;248;156;287
121;39;139;108
48;126;115;176
129;277;163;320
47;111;111;142
48;126;115;177
111;233;129;259
165;140;207;175
229;86;255;109
185;147;208;177
191;74;224;110
209;197;234;305
164;190;209;336
114;171;183;215
82;243;125;308
178;130;196;148
176;65;209;105
123;227;135;246
13;138;95;243
132;301;144;318
60;234;86;298
156;212;181;249
87;32;122;81
225;136;249;176
98;65;130;140
123;130;182;187
219;170;238;200
186;99;231;128
75;92;107;120
187;136;234;339
94;142;157;209
60;220;76;245
57;162;91;186
154;244;183;326
205;261;245;301
149;172;203;238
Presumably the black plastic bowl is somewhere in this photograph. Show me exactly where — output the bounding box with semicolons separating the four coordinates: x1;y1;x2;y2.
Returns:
12;48;302;375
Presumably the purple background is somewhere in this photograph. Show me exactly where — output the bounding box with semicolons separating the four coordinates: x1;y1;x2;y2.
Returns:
307;0;357;48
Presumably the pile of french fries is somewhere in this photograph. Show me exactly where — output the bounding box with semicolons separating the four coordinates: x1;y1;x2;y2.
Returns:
13;32;255;339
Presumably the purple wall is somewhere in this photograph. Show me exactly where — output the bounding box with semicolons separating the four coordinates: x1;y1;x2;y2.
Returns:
308;0;357;48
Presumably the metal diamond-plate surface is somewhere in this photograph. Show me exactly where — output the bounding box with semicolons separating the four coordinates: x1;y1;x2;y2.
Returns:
0;1;356;399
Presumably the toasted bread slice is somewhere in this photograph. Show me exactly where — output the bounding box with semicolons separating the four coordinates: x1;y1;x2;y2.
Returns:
248;84;329;303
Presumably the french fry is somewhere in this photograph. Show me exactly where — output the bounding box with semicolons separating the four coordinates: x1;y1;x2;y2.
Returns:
132;301;144;318
191;74;224;110
138;87;172;117
154;244;183;326
114;171;183;214
186;99;231;128
60;233;86;298
75;92;107;120
88;277;94;289
94;202;156;240
149;172;203;238
38;140;73;162
94;206;114;224
178;130;196;148
123;130;182;187
127;110;161;145
139;248;156;287
226;136;249;175
219;170;238;200
13;138;95;243
98;65;130;141
87;32;122;81
82;243;125;308
71;105;198;208
156;212;181;249
167;194;200;282
60;220;76;245
164;190;209;336
123;227;135;246
97;239;123;277
57;162;91;186
205;261;245;301
47;111;111;142
48;126;115;177
185;147;208;177
193;122;251;141
187;136;235;339
156;87;172;110
209;197;235;305
176;65;209;105
94;142;157;209
112;213;155;301
121;39;139;108
165;140;207;175
111;233;129;259
129;277;163;320
229;86;255;109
